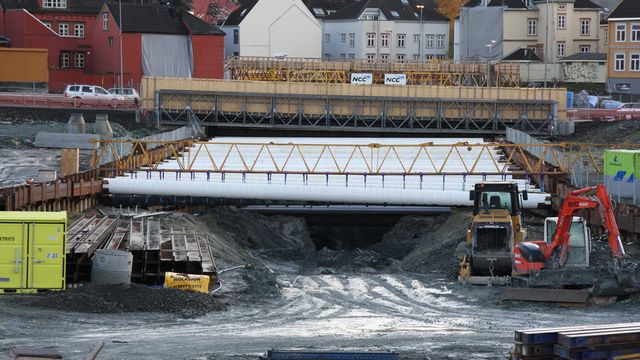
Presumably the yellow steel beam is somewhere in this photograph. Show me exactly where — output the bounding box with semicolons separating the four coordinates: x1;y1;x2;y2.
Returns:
90;140;639;176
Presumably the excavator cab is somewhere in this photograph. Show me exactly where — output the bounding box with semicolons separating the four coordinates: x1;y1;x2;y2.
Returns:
544;217;591;267
459;182;528;283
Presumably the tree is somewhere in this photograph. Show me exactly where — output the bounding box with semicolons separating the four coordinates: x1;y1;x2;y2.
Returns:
435;0;466;20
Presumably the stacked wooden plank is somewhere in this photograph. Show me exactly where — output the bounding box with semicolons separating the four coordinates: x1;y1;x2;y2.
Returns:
513;323;640;360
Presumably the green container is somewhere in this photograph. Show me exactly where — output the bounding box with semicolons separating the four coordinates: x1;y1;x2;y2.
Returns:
603;149;640;198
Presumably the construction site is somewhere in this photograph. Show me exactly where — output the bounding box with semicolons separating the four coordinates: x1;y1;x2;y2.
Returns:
2;58;640;360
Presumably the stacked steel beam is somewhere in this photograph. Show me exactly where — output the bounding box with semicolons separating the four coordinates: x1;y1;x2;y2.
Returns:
513;323;640;359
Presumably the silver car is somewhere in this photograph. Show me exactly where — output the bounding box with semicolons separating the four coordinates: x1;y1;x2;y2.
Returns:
64;84;123;100
108;87;140;102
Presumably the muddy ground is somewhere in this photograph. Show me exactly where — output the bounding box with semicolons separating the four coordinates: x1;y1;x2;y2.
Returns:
2;208;640;360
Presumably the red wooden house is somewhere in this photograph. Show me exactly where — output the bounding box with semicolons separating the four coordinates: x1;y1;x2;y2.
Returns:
0;0;225;92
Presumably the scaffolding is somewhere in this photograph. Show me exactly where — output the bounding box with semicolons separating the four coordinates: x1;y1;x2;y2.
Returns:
225;57;521;87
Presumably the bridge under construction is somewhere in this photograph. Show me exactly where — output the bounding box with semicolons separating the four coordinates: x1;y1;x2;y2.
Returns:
143;77;566;135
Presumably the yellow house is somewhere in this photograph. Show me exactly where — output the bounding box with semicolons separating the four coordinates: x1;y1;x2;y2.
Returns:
607;0;640;95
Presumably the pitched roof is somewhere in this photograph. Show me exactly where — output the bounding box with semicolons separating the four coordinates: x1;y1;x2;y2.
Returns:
574;0;601;9
107;2;224;35
304;0;353;19
502;48;541;62
223;0;258;26
609;0;640;19
559;52;607;61
464;0;527;9
0;0;105;13
324;0;448;21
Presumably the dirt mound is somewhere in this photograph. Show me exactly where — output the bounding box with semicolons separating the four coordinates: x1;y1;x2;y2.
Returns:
202;207;315;260
559;120;640;144
399;209;470;275
368;215;445;259
23;283;225;317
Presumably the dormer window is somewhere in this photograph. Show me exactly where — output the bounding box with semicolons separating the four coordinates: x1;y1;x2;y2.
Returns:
43;0;67;9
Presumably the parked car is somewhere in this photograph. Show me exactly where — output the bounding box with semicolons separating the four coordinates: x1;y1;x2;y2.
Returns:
108;87;140;102
64;85;123;100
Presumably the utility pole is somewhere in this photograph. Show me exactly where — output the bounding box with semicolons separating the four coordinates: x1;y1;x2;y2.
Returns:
543;0;549;87
119;0;124;90
417;4;424;62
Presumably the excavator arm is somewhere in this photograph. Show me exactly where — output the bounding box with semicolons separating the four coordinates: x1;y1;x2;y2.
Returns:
545;184;625;265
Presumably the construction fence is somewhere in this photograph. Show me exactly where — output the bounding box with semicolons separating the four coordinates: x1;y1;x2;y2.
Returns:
225;56;520;87
506;127;640;205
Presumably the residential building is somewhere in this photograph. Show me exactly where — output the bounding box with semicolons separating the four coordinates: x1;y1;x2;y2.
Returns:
320;0;449;61
606;0;640;94
0;0;225;91
0;0;104;71
460;0;602;64
222;0;322;58
92;2;225;87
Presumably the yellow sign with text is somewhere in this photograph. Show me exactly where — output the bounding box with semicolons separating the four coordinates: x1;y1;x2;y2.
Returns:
163;272;210;293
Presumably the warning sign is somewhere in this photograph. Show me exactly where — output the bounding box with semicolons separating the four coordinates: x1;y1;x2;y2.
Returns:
164;272;210;293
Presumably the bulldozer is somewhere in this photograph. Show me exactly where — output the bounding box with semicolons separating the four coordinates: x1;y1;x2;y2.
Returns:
458;181;528;285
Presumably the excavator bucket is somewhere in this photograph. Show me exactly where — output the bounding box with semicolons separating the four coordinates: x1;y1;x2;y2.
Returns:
501;287;590;303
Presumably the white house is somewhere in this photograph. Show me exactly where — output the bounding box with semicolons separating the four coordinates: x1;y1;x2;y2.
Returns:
221;0;323;58
321;0;450;61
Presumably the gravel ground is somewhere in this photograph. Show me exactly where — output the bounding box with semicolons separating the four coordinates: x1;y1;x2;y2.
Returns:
2;209;640;360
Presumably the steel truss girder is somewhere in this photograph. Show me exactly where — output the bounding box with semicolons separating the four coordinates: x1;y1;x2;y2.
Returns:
158;90;557;134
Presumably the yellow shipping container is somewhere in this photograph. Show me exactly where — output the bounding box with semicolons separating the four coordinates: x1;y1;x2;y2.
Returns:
0;211;66;293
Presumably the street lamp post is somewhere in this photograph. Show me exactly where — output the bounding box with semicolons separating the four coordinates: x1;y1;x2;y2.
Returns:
417;4;424;62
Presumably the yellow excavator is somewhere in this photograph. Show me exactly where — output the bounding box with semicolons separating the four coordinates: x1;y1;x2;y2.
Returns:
458;181;528;285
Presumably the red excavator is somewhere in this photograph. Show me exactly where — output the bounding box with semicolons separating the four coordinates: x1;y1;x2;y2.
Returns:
504;184;634;303
512;184;625;275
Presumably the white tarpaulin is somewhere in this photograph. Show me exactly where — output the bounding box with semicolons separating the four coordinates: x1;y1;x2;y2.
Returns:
142;34;193;78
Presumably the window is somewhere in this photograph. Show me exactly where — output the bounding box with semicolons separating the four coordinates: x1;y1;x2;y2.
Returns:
396;54;405;61
397;33;405;48
436;34;445;49
400;0;409;4
325;33;330;43
367;33;375;48
605;29;609;45
556;41;565;57
366;53;375;61
527;46;537;55
108;36;114;47
102;13;109;31
616;24;626;42
42;21;52;29
349;33;355;47
81;86;91;93
340;53;346;58
324;53;331;59
558;4;566;10
74;23;84;38
381;33;389;47
580;19;590;36
349;53;355;59
74;53;85;68
58;23;69;36
390;10;399;18
341;33;346;43
436;54;446;59
426;34;434;48
43;0;66;8
580;45;590;53
425;54;434;60
313;8;325;16
557;14;566;30
413;54;420;60
60;52;69;68
233;29;239;44
615;52;625;71
632;53;640;71
413;34;420;43
233;51;239;56
380;53;389;61
632;24;640;42
527;19;537;36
